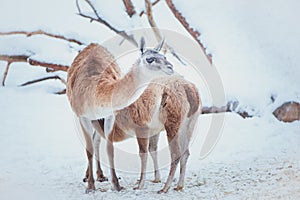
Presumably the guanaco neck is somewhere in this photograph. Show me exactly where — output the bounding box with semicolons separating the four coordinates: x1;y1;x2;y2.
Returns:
111;62;153;111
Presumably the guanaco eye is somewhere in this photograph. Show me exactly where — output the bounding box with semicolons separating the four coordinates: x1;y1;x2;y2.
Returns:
146;57;156;63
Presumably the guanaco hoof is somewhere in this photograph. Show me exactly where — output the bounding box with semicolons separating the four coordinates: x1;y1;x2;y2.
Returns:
97;188;108;192
85;188;95;194
174;186;184;191
97;176;108;182
133;186;140;190
157;188;168;194
115;185;125;192
152;179;161;183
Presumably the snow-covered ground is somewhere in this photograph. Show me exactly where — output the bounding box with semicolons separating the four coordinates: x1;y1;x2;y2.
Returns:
0;81;299;199
0;0;300;199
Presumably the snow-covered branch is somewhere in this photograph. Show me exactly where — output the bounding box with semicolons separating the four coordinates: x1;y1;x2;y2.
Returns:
202;101;254;118
0;54;69;86
0;29;80;86
0;54;69;72
0;55;28;63
28;59;69;72
76;0;138;47
165;0;212;64
0;30;84;45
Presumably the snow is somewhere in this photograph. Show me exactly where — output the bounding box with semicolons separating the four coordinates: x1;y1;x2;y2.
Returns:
0;34;80;66
173;0;300;114
0;84;299;199
0;0;300;199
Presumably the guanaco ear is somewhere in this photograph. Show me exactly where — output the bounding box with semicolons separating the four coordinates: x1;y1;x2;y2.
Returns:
154;38;165;52
140;37;145;54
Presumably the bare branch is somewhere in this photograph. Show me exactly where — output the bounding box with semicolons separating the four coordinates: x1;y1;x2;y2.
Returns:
76;0;138;47
0;55;28;63
2;62;11;86
19;75;66;87
0;54;69;72
0;30;84;45
19;75;67;95
165;0;212;64
28;59;69;72
144;0;185;64
145;0;162;41
122;0;136;17
55;88;66;95
139;0;160;17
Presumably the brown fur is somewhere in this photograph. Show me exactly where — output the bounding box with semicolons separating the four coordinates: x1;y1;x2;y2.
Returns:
183;83;201;117
113;77;201;131
128;88;158;127
69;42;177;192
67;44;121;116
108;124;128;142
67;42;174;119
82;75;201;192
92;76;201;192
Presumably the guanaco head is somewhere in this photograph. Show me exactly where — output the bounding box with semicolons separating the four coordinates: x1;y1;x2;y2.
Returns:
139;37;174;76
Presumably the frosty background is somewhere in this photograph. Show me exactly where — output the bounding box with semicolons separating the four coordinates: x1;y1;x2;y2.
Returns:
0;0;299;199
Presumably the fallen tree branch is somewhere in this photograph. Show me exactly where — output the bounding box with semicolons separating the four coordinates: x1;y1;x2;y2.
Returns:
139;0;160;17
122;0;136;17
0;30;84;45
165;0;212;64
202;101;253;118
76;0;138;47
19;75;66;87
